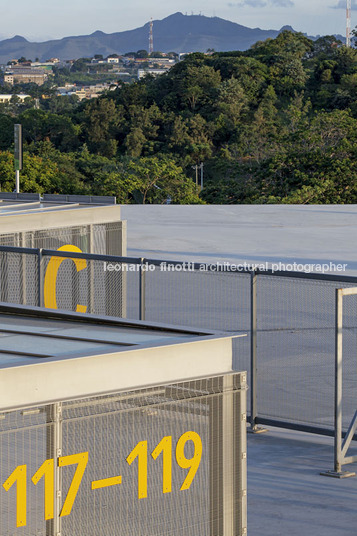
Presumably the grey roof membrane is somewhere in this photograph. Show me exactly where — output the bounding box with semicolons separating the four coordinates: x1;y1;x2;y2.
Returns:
0;312;207;368
0;201;102;217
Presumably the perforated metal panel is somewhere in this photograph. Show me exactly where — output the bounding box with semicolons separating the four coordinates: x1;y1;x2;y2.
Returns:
0;221;127;317
4;245;357;437
144;267;251;375
255;275;357;430
40;255;126;317
0;251;39;307
0;373;247;536
28;222;125;256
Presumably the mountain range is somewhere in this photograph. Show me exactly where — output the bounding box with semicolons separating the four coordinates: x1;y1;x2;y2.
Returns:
0;13;344;64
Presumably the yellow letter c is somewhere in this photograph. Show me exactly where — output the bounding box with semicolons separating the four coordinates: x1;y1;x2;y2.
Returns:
44;245;87;313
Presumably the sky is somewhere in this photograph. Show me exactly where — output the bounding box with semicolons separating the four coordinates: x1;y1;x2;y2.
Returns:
0;0;355;41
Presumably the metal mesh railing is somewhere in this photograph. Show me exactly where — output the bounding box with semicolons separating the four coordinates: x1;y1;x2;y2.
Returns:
0;250;39;307
1;245;357;437
0;374;246;536
40;255;128;318
0;222;126;256
255;275;357;429
144;266;250;374
341;293;357;432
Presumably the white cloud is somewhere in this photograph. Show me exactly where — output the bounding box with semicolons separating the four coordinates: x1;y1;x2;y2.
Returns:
228;0;294;7
228;0;267;6
272;0;294;5
331;0;357;9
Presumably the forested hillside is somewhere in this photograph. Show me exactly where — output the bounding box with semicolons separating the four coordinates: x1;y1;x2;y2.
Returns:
1;31;357;204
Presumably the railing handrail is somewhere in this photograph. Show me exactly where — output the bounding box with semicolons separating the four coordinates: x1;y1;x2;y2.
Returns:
0;244;356;284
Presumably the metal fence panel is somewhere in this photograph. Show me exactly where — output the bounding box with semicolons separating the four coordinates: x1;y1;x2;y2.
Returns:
0;248;135;321
0;409;49;536
0;374;246;536
256;275;357;431
0;251;39;307
0;222;125;257
40;255;132;318
144;265;251;379
341;294;357;432
2;243;357;438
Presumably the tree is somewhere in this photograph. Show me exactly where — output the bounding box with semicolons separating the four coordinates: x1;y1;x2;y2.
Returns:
178;64;221;110
168;116;191;154
0;151;58;193
124;127;146;157
136;50;149;59
0;29;356;205
71;58;91;72
310;36;341;58
185;115;213;163
249;31;313;63
237;85;280;164
100;165;141;204
82;98;121;155
44;95;79;114
0;115;14;149
27;141;88;194
215;78;248;132
19;109;80;151
124;157;203;204
10;95;20;105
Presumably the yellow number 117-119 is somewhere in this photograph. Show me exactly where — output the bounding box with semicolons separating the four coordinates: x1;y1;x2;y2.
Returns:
2;432;202;528
127;431;202;499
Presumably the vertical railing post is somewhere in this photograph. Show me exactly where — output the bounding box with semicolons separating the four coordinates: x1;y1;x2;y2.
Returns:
45;402;62;536
38;248;43;308
321;286;357;478
139;258;146;321
221;374;236;535
250;270;257;430
88;224;95;314
249;270;267;434
335;288;343;473
321;287;356;477
209;374;247;535
20;232;27;305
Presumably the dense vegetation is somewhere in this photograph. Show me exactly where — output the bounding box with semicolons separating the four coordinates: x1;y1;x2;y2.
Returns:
2;31;357;204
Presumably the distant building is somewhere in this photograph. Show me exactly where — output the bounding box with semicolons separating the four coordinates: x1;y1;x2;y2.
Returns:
57;82;119;100
137;69;167;79
4;67;48;86
30;61;58;71
91;58;107;64
122;56;134;64
178;53;192;61
149;58;175;66
0;94;31;103
57;83;76;93
107;56;120;64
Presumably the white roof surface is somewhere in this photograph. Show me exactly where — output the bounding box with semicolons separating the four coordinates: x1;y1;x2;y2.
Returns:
122;204;357;274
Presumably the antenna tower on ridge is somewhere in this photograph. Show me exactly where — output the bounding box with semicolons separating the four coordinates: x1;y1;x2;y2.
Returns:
347;0;352;47
149;18;154;55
